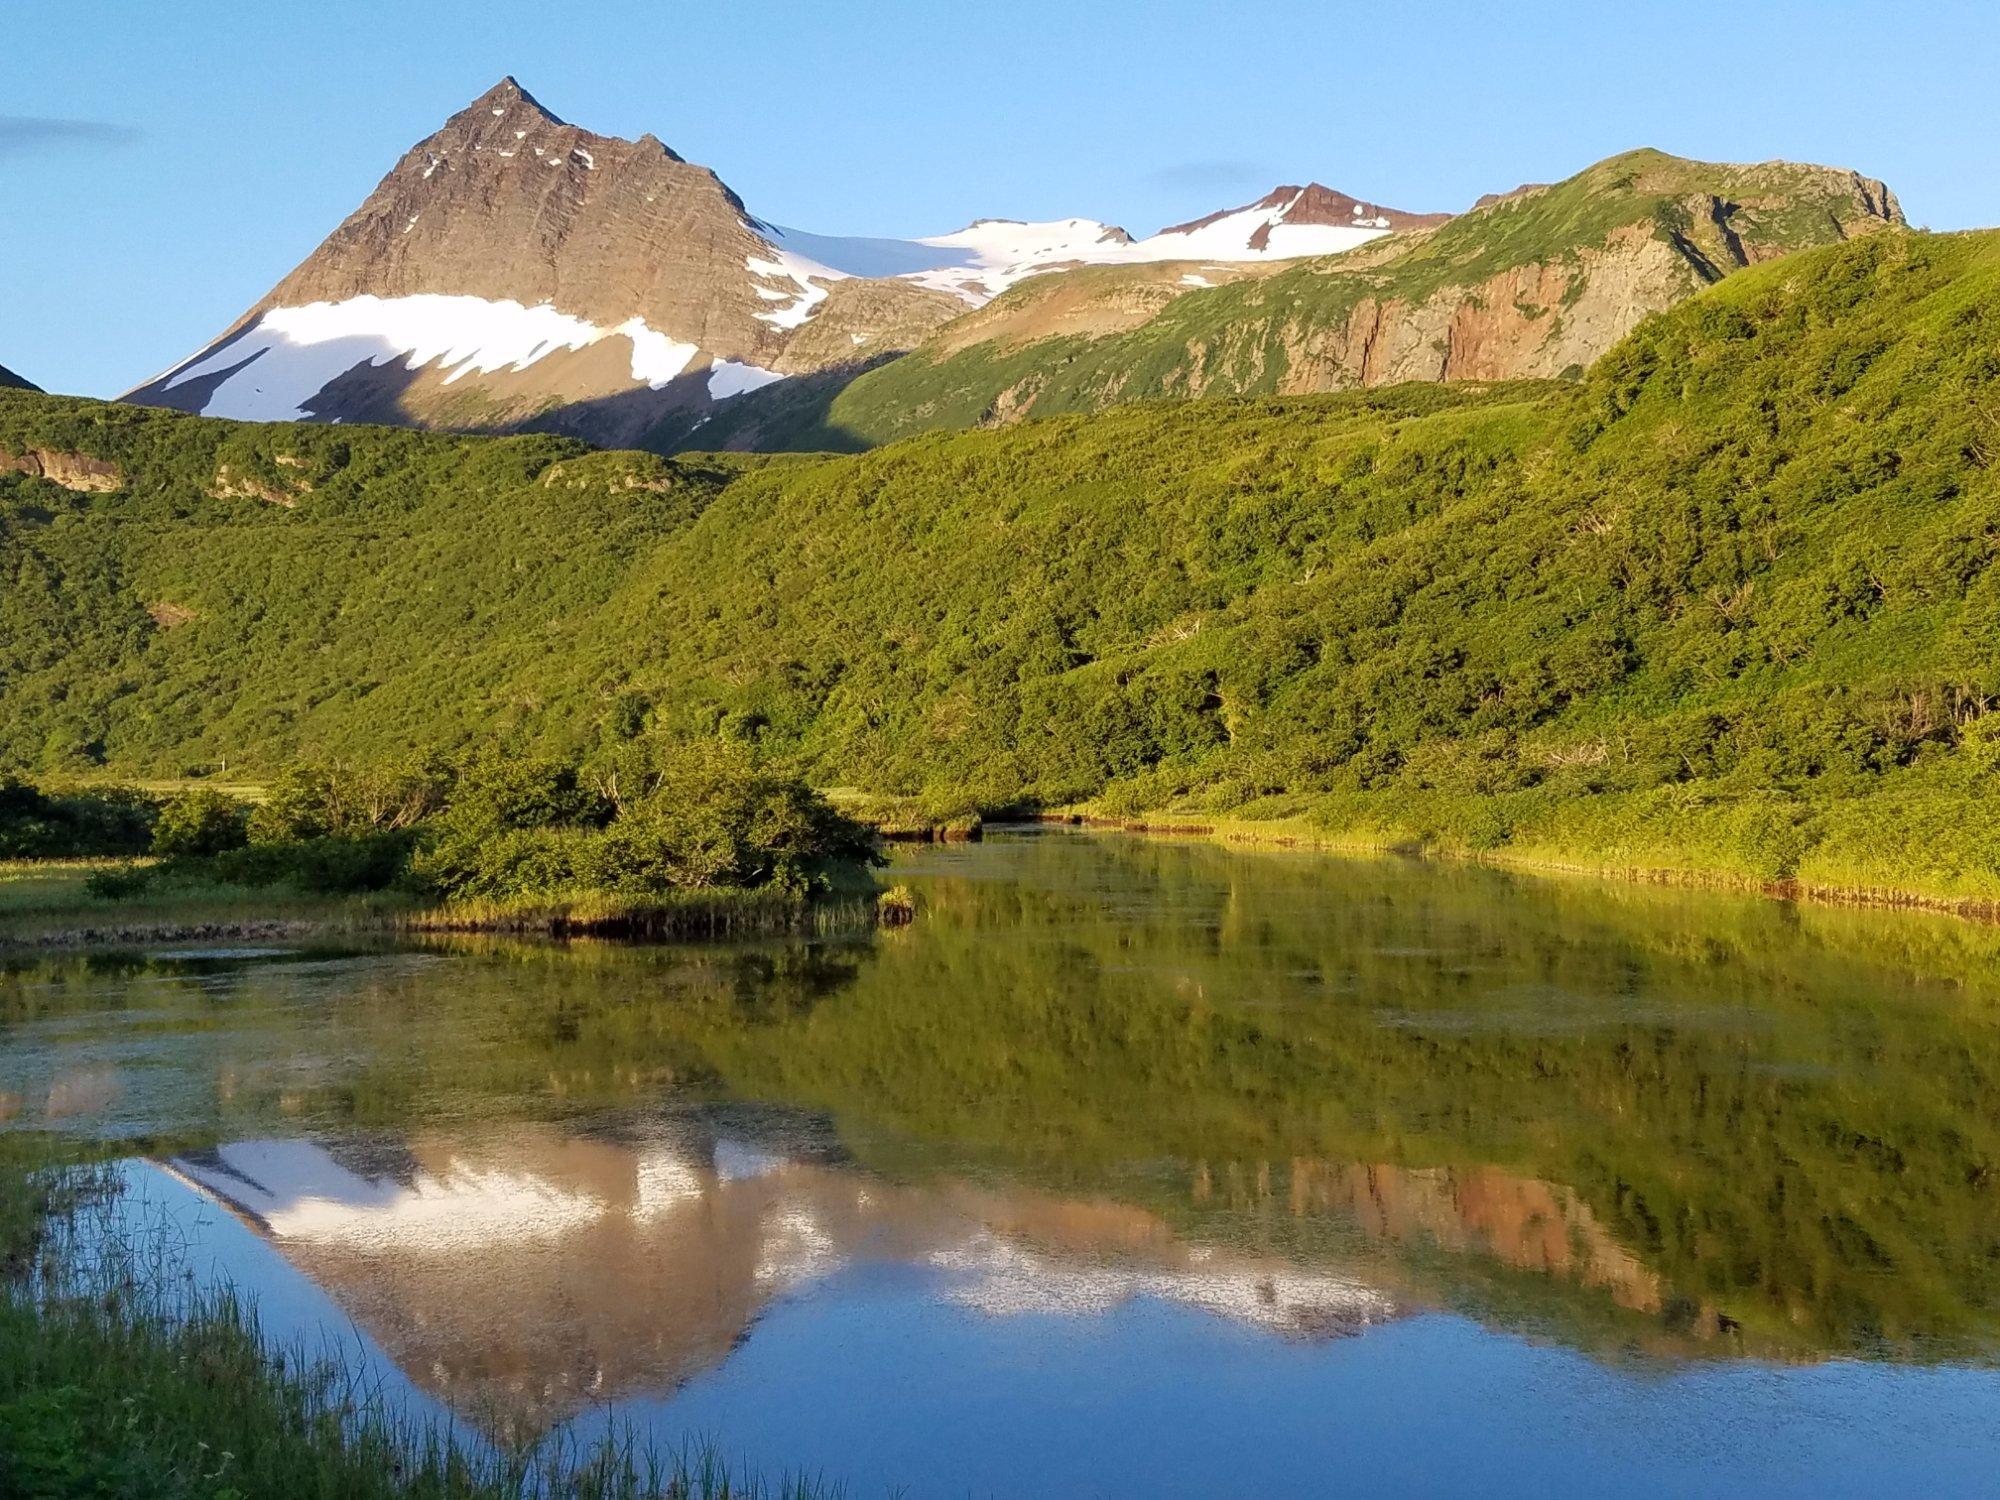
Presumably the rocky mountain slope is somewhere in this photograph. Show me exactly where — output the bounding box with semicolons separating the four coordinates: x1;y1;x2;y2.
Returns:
699;149;1905;451
0;363;36;392
123;78;1451;449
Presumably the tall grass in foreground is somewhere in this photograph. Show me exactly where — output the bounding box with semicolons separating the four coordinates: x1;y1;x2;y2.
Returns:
0;1156;844;1499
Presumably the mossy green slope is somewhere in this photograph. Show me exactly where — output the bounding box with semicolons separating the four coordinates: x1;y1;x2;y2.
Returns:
696;149;1903;453
0;397;726;766
5;227;2000;899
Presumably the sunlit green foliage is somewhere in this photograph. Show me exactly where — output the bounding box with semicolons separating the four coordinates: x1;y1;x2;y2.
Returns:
149;788;247;858
6;228;2000;897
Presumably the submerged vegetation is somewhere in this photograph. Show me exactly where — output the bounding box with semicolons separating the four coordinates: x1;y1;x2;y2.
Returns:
7;229;2000;901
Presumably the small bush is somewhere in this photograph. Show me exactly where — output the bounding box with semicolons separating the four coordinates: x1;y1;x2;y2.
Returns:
204;830;417;894
82;865;155;900
150;791;248;858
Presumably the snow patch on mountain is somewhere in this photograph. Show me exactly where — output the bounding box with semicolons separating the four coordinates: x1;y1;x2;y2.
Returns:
159;295;707;421
707;359;785;400
1139;191;1387;261
752;198;1393;313
746;247;849;331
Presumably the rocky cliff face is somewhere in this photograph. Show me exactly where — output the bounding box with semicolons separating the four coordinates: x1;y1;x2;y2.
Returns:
711;149;1908;450
0;446;123;492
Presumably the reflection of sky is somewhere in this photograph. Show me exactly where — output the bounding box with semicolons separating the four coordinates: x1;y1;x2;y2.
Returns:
107;1162;464;1441
603;1273;2000;1500
125;1144;2000;1498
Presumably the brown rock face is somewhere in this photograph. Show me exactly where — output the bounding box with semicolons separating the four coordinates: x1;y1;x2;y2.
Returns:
0;447;123;492
250;79;794;366
124;78;963;448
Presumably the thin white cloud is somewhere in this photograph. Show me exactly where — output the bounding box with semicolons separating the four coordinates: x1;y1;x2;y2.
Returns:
0;116;140;157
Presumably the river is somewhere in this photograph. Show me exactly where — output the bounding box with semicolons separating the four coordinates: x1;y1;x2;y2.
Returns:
7;828;2000;1496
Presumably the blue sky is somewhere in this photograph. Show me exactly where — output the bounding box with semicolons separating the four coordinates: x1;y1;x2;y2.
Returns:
5;0;1996;398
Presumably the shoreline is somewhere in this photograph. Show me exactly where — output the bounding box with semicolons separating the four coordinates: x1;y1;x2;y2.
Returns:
1031;811;2000;924
9;809;1996;951
0;883;891;953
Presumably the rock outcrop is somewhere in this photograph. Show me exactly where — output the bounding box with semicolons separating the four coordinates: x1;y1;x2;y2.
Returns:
709;149;1909;450
0;447;123;492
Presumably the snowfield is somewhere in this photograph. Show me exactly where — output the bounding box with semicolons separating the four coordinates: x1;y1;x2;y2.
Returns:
159;294;707;421
759;188;1396;308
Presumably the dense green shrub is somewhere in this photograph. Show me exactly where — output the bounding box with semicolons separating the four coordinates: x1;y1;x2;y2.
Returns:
407;744;875;902
247;757;450;843
205;830;419;894
0;778;155;858
149;789;248;858
11;228;2000;897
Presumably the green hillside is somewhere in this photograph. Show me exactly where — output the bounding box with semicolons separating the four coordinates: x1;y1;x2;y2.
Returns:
6;226;2000;901
691;150;1904;453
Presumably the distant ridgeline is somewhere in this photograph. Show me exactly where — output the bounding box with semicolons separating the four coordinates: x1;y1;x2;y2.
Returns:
7;227;2000;901
698;149;1909;452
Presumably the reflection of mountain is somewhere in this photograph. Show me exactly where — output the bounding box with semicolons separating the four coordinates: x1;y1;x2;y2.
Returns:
160;1120;1399;1437
1280;1161;1677;1326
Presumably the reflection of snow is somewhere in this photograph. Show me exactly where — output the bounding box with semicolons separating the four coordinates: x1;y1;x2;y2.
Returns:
631;1149;705;1220
714;1138;785;1182
931;1231;1395;1335
168;1135;1401;1344
753;1205;839;1290
170;1140;604;1251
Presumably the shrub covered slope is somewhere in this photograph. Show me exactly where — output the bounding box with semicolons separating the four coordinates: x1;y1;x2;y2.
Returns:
6;228;2000;898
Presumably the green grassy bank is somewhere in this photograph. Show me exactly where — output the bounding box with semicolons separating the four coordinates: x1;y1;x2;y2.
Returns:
0;1152;839;1498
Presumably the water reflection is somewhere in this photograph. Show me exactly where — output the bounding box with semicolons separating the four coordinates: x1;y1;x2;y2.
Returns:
7;829;2000;1428
157;1114;1409;1437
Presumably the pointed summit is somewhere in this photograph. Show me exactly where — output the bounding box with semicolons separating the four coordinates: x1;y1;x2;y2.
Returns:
463;75;565;127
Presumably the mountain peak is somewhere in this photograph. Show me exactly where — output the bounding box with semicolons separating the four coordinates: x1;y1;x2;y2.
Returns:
1159;183;1449;241
461;75;566;128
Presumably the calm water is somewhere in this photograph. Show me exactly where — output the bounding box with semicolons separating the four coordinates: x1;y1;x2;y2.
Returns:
8;828;2000;1496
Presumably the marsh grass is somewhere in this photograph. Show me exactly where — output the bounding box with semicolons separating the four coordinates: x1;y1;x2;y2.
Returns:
0;860;892;950
0;1154;844;1498
397;888;883;939
0;859;413;949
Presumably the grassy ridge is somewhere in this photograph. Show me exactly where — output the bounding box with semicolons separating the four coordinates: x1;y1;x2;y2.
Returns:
5;228;2000;901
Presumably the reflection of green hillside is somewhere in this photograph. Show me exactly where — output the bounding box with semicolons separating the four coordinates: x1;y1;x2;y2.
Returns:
8;835;2000;1360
